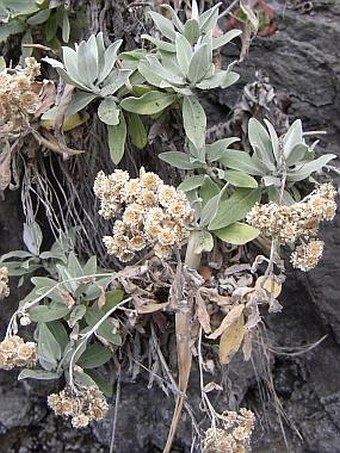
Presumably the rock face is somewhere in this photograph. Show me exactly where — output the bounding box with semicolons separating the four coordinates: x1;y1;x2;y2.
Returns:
1;1;340;452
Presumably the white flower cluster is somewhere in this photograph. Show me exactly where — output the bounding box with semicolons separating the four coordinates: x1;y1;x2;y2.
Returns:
246;183;337;271
0;266;10;300
0;335;37;370
48;385;109;428
94;168;193;261
203;408;255;453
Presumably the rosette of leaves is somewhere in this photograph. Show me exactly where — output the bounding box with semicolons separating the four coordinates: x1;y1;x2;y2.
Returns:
16;252;123;395
0;0;71;49
119;1;241;167
43;33;133;163
159;117;336;250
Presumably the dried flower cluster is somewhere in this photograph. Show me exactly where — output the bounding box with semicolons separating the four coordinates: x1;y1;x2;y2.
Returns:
0;57;41;136
94;168;193;261
0;335;37;370
0;266;10;300
246;183;337;271
203;408;255;453
48;385;109;428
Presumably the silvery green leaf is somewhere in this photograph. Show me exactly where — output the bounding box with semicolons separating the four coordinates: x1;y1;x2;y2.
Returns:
212;29;242;50
148;11;176;41
60;47;90;89
175;33;193;75
160;4;185;32
128;113;147;149
178;175;206;192
191;0;199;20
248;118;275;169
262;175;281;187
77;39;98;88
196;70;239;89
199;176;220;205
263;119;280;162
200;194;219;227
27;8;51;25
214;222;259;245
29;304;70;323
283;119;303;158
23;221;43;256
77;343;112;369
287;154;336;182
18;369;61;381
61;9;70;43
224;170;258;188
193;230;214;254
138;58;164;87
182;96;206;151
141;34;176;52
199;3;220;34
121;91;177;115
107;114;127;165
139;55;184;86
188;43;210;84
218;150;264;176
159;152;204;170
38;323;62;371
96;32;106;75
206;137;240;162
286;143;309;166
98;39;123;84
184;18;200;44
98;97;120;125
41;92;97;121
68;304;87;328
208;189;261;230
268;187;296;205
100;69;132;96
161;52;186;79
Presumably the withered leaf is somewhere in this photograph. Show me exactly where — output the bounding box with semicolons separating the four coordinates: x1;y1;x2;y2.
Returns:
219;312;245;365
242;330;253;361
208;304;244;340
0;141;12;193
196;293;211;334
137;302;169;314
255;275;282;298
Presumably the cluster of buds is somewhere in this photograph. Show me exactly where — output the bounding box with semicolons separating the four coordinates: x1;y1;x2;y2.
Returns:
94;168;193;262
203;408;255;453
0;335;38;370
0;266;10;300
246;183;337;271
0;57;41;136
48;385;109;428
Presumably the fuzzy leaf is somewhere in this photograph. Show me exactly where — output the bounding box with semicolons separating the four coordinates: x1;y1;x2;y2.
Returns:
77;343;112;369
178;175;206;192
121;91;176;115
107;114;127;165
159;152;204;170
208;189;261;230
192;230;214;254
283;119;303;158
213;222;260;245
212;29;242;50
148;11;176;41
18;369;61;381
218;150;264;176
205;137;240;162
29;304;70;322
85;309;122;346
287;154;336;182
184;19;200;44
182;96;206;152
98;97;120;125
128;113;147;149
224;170;258;188
175;33;193;75
188;43;210;84
38;323;62;371
248;118;275;170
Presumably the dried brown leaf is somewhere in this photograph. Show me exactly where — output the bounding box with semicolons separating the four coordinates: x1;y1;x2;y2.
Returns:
196;293;211;334
219;313;245;365
0;142;12;193
208;304;244;340
137;302;169;314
